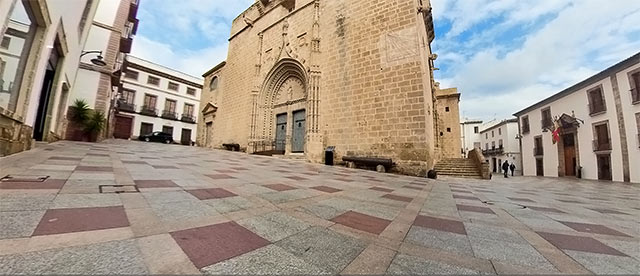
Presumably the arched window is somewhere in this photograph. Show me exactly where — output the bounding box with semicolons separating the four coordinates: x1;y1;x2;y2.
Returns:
209;76;218;91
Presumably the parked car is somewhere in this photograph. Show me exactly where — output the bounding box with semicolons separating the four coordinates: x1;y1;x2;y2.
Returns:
138;132;174;144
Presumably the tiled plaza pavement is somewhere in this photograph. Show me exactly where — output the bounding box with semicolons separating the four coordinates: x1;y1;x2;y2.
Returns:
1;140;639;274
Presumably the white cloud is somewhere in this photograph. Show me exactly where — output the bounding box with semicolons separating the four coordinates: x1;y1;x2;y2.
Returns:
434;0;640;120
131;36;228;77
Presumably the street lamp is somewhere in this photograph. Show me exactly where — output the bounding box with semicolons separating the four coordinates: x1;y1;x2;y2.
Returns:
81;50;107;66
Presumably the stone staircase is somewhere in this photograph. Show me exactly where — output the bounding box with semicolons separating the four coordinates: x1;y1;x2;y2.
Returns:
434;158;483;179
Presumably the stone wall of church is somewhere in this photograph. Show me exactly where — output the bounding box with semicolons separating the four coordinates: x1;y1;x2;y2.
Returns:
434;88;462;158
317;0;436;175
201;0;441;175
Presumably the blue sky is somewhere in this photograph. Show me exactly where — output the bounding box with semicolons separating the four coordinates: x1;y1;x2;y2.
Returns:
132;0;640;120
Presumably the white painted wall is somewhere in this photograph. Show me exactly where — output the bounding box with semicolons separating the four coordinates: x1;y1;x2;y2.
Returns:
480;120;521;175
460;121;482;157
519;71;632;182
120;55;202;142
93;0;121;26
616;63;640;183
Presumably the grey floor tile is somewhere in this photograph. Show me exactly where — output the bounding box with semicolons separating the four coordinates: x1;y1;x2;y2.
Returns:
387;253;484;275
0;210;45;239
565;250;640;274
405;226;474;256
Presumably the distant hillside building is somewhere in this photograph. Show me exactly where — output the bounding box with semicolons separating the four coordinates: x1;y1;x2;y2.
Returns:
514;52;640;183
197;0;460;175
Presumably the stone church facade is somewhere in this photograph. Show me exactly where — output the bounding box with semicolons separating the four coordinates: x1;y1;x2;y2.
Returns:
197;0;460;175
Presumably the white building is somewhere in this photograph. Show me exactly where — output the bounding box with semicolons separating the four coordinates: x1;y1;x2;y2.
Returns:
480;118;521;175
68;0;139;140
114;55;202;144
460;120;482;157
1;0;98;155
514;52;640;183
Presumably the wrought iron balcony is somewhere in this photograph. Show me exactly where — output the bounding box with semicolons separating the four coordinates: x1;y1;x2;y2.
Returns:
533;147;544;156
140;106;157;116
592;139;612;152
161;110;178;120
117;101;136;113
181;114;196;123
482;147;504;156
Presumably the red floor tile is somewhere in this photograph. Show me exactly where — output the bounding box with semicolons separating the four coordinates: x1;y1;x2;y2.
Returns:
285;176;308;181
457;204;495;214
311;186;342;193
382;194;413;202
403;185;423;190
171;221;270;268
134;180;178;188
452;194;478;201
527;206;565;213
206;174;235;180
152;165;178;169
49;156;82;161
188;188;237;200
264;184;297;191
559;221;631;237
331;211;391;235
75;166;113;172
0;179;66;189
370;187;394;192
537;232;627;256
122;160;148;164
32;206;129;236
589;208;628;215
413;215;467;235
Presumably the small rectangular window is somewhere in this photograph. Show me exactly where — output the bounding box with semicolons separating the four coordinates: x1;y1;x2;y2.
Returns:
541;108;552;129
445;107;450;112
187;87;196;95
147;76;160;86
168;82;179;91
491;130;494;137
0;36;10;49
587;86;606;115
631;72;640;104
521;116;530;134
498;128;501;135
446;127;451;132
474;126;479;133
125;70;139;80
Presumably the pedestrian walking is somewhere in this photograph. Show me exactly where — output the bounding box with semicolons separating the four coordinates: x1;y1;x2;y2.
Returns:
510;163;516;177
502;160;509;178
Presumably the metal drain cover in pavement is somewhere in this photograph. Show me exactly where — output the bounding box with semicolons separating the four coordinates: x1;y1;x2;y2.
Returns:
99;185;140;194
1;175;49;182
483;200;527;209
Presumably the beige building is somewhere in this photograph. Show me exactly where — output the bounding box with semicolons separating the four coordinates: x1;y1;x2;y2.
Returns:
0;0;100;155
198;0;460;175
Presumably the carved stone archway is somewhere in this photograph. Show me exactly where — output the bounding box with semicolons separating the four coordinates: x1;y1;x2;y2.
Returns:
250;58;308;154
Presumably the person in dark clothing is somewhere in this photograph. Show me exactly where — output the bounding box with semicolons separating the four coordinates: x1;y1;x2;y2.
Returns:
510;163;516;176
502;160;509;178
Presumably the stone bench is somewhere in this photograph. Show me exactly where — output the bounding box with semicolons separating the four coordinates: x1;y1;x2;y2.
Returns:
342;156;394;173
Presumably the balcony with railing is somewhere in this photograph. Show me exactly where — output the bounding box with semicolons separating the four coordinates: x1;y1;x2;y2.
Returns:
161;110;178;120
117;101;136;113
533;146;544;157
482;146;504;156
140;105;158;116
592;139;612;152
181;114;196;123
588;103;606;115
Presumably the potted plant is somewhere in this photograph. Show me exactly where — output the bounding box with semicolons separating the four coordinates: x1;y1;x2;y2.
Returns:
83;110;105;142
67;99;90;141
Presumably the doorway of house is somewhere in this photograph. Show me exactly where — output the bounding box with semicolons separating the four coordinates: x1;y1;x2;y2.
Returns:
33;46;60;141
492;158;497;173
536;158;544;176
275;113;287;152
181;128;192;145
563;134;577;176
205;122;212;145
114;115;133;139
291;109;305;153
597;154;612;181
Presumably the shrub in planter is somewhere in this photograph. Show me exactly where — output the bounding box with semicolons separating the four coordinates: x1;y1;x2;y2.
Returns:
83;110;105;142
